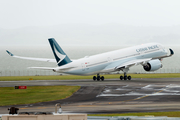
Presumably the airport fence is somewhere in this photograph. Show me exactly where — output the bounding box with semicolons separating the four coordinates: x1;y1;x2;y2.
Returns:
0;70;60;76
0;68;180;76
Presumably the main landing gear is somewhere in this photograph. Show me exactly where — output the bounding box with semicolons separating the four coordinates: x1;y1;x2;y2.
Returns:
93;74;104;81
120;72;131;80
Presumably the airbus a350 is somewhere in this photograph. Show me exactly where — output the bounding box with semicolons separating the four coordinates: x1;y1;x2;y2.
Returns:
6;38;174;81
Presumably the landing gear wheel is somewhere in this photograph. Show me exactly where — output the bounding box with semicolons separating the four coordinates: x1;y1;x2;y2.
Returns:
128;76;131;80
101;76;104;81
93;74;105;81
97;76;100;81
93;76;96;81
124;75;127;80
120;76;123;80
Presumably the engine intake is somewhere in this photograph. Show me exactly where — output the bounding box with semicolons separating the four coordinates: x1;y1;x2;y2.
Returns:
143;59;162;72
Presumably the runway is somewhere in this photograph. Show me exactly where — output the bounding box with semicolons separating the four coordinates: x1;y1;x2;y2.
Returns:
1;78;180;114
1;78;180;87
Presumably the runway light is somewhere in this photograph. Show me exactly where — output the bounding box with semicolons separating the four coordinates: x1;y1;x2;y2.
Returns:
14;86;19;89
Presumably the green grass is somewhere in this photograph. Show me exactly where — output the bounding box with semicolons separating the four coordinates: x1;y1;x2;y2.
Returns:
89;111;180;117
0;86;80;106
0;73;180;81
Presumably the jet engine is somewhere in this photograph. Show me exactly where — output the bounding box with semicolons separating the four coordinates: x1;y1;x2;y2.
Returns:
143;59;162;72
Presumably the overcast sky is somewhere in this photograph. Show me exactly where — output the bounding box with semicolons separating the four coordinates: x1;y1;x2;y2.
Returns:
1;0;180;29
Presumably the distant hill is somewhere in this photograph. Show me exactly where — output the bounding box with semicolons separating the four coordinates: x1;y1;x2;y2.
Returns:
1;24;180;46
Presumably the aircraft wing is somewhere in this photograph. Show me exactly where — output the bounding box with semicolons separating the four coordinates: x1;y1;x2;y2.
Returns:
115;58;152;70
101;58;152;73
6;50;56;62
29;66;77;72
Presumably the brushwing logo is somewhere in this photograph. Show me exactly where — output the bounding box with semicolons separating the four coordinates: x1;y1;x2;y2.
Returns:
53;43;66;64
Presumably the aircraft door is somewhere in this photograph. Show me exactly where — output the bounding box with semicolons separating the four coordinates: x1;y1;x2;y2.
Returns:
81;63;85;71
108;57;112;62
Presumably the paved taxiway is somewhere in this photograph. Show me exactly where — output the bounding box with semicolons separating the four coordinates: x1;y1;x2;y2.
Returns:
0;78;180;114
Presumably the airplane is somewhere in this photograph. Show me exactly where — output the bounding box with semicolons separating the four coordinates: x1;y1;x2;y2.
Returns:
6;38;174;81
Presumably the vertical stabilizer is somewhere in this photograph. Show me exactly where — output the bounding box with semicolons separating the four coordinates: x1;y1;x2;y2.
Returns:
48;38;72;66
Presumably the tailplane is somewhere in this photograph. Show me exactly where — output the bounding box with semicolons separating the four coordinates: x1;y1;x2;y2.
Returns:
48;38;72;66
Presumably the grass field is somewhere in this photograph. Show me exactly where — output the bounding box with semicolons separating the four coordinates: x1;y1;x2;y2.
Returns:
89;111;180;117
0;73;180;81
0;86;80;106
1;73;180;116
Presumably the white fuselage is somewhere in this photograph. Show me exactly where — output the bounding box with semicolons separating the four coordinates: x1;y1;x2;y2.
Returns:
54;43;168;75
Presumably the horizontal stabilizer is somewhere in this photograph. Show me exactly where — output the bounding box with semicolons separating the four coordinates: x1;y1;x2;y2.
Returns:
28;67;55;70
29;66;76;72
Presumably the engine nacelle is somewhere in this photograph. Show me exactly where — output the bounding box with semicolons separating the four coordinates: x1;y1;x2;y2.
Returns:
143;59;162;72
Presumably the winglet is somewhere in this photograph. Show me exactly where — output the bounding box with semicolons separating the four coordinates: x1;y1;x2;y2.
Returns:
169;48;174;56
6;50;14;56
